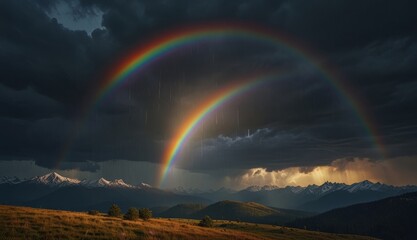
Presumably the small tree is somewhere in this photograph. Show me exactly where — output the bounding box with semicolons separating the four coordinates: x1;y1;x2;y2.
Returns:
198;216;213;227
124;207;139;221
138;208;152;221
108;204;122;217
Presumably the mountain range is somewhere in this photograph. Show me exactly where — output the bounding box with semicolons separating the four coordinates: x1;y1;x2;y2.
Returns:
174;180;417;212
2;172;417;239
2;172;417;214
1;172;151;189
0;172;207;211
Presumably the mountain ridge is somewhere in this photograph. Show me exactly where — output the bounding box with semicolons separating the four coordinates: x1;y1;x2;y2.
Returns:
289;191;417;240
159;200;314;224
2;172;417;213
1;172;153;189
4;172;417;193
172;180;417;212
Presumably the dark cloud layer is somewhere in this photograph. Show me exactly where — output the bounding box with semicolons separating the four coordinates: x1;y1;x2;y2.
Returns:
0;0;416;174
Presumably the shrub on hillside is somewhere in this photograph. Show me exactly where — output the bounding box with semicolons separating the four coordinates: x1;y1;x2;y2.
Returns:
88;210;100;216
124;207;139;220
199;216;213;227
138;208;152;221
108;204;122;217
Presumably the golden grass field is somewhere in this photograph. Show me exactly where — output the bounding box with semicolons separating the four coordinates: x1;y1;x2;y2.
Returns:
0;205;377;240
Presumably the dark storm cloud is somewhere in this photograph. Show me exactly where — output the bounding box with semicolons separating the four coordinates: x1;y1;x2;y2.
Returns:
73;0;417;51
0;0;116;109
0;0;416;174
58;161;100;172
0;0;116;168
272;0;417;51
0;84;62;120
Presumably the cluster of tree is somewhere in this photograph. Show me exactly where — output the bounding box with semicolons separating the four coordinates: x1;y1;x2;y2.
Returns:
198;215;214;227
105;204;214;227
107;204;152;221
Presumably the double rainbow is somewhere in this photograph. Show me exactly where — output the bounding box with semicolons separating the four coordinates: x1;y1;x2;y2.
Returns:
59;22;385;176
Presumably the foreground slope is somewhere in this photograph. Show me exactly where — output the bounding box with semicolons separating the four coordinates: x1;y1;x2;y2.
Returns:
289;191;417;240
0;205;375;240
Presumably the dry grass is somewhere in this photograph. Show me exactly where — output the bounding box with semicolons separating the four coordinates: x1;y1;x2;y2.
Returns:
0;205;377;240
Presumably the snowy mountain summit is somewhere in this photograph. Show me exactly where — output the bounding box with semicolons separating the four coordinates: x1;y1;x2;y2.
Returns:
244;180;417;196
245;185;281;192
8;172;153;189
30;172;80;186
81;178;135;188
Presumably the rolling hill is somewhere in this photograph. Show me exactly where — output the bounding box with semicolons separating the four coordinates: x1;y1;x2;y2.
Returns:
289;191;417;240
159;200;313;224
195;200;279;220
0;205;376;240
159;203;206;218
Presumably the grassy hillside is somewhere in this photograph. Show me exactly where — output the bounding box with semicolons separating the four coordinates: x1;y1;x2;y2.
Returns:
0;205;377;240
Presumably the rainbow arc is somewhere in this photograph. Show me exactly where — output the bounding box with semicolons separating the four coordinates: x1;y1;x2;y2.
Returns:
58;22;385;177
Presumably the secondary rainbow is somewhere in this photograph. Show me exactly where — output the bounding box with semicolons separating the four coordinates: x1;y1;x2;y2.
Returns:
59;22;386;167
158;75;277;186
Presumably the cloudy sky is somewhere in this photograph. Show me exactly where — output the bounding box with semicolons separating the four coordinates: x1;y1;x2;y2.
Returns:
1;0;417;189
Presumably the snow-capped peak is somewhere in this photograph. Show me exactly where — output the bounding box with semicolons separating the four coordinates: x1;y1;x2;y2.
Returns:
346;180;379;192
81;178;135;188
244;185;283;192
318;181;347;193
138;182;152;189
1;172;153;190
31;172;80;186
112;179;133;188
82;178;110;188
244;185;264;192
97;177;110;186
